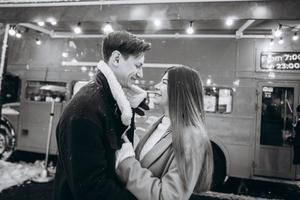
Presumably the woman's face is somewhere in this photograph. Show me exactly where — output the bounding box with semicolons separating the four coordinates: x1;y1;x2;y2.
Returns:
153;73;168;107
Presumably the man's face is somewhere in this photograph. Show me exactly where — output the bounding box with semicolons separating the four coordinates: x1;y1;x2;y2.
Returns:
113;54;145;88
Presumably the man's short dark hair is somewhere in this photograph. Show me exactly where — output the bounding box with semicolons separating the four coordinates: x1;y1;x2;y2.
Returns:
102;31;151;63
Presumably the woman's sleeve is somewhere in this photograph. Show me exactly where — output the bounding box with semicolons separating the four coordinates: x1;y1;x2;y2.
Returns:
116;143;205;200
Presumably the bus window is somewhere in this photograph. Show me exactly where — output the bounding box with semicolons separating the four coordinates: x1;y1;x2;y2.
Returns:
218;88;232;113
204;87;233;114
260;87;294;146
25;81;67;103
2;73;21;104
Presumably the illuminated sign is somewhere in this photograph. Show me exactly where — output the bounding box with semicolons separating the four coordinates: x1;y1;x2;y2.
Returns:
260;52;300;70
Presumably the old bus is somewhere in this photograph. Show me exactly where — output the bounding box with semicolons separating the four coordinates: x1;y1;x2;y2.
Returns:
1;32;300;188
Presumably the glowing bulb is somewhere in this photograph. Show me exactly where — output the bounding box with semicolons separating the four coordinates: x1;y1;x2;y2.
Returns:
103;23;113;34
37;21;45;26
292;32;298;41
225;18;234;26
62;52;68;58
51;21;57;26
206;78;212;85
88;71;95;77
47;17;57;26
278;37;284;45
73;23;82;34
16;32;22;38
8;27;16;36
74;27;81;34
186;27;194;34
274;24;282;38
36;38;42;45
233;79;240;86
81;66;88;72
274;29;282;37
186;22;194;34
154;19;161;27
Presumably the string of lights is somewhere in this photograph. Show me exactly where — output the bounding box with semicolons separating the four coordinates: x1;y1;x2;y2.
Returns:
270;23;299;45
8;17;299;47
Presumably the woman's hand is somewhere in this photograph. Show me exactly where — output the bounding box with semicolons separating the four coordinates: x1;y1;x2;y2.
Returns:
115;135;135;169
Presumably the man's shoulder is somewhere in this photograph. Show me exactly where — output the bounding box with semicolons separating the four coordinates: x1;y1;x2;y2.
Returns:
73;80;110;103
62;81;110;117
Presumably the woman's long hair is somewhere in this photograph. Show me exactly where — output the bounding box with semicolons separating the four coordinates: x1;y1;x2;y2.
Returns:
167;66;213;193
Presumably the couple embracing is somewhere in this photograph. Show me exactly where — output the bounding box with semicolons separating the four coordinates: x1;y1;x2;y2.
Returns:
53;31;213;200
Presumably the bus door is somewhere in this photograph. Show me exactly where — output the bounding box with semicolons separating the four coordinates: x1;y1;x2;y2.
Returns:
254;82;299;179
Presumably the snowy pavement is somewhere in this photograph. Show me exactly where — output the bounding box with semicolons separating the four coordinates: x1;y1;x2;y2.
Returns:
1;160;299;199
0;160;55;193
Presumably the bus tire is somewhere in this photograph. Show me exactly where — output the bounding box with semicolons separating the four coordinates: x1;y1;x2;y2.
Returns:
0;118;16;160
211;143;226;190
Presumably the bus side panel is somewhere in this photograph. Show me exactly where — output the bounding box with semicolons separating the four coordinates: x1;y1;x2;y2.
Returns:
16;101;61;154
207;114;255;178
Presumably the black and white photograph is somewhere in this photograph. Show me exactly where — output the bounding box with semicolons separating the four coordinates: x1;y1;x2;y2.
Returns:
0;0;300;199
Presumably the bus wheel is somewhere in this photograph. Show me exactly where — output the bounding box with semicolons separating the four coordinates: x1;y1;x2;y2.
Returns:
0;119;16;160
211;143;226;190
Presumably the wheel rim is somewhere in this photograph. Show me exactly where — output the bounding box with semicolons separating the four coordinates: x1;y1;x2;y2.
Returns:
0;133;5;154
0;120;16;160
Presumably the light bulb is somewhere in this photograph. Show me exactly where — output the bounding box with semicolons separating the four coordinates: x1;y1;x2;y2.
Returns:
37;21;45;26
73;23;82;34
81;66;88;72
292;32;298;41
36;38;42;45
62;52;68;58
154;19;161;27
225;18;234;26
103;23;113;34
274;24;282;38
47;17;57;26
278;37;284;45
88;71;95;77
16;32;22;38
8;27;16;36
206;78;212;85
186;22;194;34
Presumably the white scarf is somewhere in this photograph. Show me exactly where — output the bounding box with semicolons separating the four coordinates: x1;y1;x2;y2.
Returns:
97;61;132;126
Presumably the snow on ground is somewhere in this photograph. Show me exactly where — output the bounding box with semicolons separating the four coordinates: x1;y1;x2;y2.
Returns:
0;0;69;3
0;160;46;192
201;191;282;200
0;160;293;199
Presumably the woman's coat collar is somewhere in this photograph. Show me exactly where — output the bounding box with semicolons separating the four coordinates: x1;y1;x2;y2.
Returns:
135;116;172;168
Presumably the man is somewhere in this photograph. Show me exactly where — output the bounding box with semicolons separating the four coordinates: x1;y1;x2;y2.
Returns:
53;31;151;200
293;105;300;165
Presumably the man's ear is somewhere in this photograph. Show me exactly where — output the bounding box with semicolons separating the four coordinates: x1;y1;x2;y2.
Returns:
111;50;121;66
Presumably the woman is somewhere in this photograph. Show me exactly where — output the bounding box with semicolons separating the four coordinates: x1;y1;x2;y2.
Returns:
115;66;213;200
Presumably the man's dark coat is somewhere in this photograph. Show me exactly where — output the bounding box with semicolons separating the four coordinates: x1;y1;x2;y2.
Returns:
53;71;135;200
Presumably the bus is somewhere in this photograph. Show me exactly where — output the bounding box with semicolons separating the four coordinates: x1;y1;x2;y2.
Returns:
1;37;300;189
